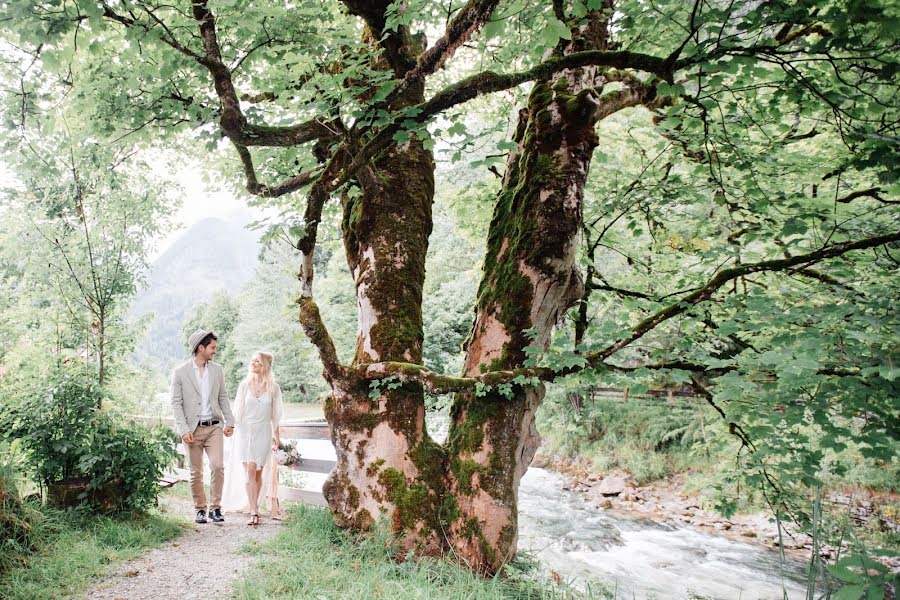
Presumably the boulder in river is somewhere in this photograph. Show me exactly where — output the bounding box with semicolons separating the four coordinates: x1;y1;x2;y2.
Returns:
596;475;628;496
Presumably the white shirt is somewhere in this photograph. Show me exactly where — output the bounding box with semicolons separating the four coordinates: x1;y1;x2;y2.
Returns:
192;359;213;420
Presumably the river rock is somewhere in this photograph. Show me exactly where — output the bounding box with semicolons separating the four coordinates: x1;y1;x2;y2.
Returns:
531;454;550;468
596;475;627;496
596;498;613;509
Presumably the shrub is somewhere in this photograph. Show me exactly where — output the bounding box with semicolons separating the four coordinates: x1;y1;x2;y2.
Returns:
0;453;43;575
0;369;178;512
86;415;179;511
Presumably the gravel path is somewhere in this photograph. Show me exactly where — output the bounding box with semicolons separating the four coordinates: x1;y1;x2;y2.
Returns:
85;494;283;600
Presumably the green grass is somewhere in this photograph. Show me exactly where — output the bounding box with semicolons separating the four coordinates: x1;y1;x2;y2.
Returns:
0;503;185;600
233;503;611;599
537;395;724;485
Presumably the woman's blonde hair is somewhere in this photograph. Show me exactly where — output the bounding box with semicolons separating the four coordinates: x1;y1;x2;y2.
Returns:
247;351;276;394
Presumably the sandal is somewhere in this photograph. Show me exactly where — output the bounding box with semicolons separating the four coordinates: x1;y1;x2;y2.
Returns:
247;514;260;526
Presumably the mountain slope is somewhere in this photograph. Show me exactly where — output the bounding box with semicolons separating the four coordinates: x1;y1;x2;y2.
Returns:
129;216;259;367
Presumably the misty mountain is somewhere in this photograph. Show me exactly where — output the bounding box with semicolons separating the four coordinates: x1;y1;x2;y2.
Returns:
129;216;259;369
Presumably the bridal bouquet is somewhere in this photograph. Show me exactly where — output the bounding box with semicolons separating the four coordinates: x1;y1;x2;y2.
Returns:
274;441;301;467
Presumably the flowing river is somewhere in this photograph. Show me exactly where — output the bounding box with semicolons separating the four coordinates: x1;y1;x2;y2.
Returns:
290;434;810;600
517;468;809;599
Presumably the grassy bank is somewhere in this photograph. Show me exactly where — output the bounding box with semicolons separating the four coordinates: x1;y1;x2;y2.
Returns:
0;503;184;600
538;392;899;493
537;393;725;484
234;503;610;599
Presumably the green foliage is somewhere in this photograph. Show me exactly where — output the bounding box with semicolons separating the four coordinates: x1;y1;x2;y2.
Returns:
231;241;347;403
826;552;899;599
538;388;722;484
234;503;610;599
368;375;403;400
422;198;483;377
0;458;43;575
0;368;178;512
0;133;176;386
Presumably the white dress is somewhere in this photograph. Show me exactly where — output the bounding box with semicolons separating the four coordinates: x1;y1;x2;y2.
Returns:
237;388;275;467
221;380;284;512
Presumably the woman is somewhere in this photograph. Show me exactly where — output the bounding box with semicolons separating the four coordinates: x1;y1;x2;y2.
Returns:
226;351;284;525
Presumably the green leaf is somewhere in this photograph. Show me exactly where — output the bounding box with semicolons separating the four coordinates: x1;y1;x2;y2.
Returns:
828;564;865;584
832;585;865;600
541;17;572;48
482;19;503;39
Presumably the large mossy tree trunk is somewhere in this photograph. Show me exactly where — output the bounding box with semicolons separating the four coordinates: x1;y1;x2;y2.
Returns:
319;13;446;554
309;4;653;572
444;12;616;572
323;133;442;549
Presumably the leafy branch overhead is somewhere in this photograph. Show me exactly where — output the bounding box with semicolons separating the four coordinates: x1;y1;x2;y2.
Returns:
24;0;892;301
353;228;900;394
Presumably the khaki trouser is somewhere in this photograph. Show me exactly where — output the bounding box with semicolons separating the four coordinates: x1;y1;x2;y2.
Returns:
187;424;224;511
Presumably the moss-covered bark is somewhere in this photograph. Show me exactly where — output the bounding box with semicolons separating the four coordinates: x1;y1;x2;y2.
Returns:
321;14;446;554
445;8;613;573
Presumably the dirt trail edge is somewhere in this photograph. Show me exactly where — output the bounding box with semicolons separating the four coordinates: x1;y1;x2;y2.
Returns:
86;495;282;600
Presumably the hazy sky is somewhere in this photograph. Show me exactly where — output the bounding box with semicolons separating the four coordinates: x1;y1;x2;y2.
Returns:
149;158;263;260
0;151;262;261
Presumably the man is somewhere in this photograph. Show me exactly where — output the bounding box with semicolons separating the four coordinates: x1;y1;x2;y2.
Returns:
171;329;234;524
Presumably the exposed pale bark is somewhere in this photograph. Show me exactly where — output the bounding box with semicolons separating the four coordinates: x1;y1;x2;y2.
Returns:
317;9;443;553
445;9;614;572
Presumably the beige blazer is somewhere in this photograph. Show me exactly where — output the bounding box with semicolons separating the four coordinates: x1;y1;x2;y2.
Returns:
170;359;235;437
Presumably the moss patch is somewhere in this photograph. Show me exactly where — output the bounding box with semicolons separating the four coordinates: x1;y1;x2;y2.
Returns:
347;411;382;432
450;459;486;495
377;468;430;531
366;458;385;478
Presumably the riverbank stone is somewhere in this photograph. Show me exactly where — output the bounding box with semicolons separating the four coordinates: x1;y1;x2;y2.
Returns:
596;475;627;496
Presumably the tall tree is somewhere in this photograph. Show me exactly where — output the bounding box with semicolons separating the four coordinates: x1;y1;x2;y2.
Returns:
1;135;174;392
1;0;896;572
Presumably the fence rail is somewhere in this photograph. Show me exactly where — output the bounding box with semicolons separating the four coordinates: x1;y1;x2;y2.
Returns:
136;415;334;506
588;386;701;400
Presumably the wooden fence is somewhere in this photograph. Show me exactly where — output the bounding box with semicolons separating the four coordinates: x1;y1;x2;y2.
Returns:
138;416;335;507
588;386;701;401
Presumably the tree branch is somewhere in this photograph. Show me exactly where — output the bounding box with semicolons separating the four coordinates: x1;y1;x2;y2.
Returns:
297;297;344;381
836;187;894;205
353;230;900;394
587;281;654;300
330;49;671;191
592;231;900;362
413;0;501;77
233;143;322;197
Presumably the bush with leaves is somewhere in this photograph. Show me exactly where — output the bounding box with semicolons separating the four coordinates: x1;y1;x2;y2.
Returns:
0;369;178;512
0;445;43;575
